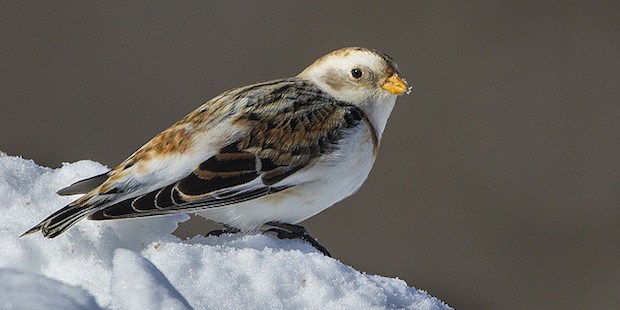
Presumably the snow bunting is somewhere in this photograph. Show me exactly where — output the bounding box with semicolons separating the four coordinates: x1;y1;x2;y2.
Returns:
22;47;409;254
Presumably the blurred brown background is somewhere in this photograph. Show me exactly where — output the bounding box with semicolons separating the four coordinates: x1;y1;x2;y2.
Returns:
2;1;619;309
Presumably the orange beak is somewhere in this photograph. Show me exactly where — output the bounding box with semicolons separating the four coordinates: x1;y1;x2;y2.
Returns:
382;73;410;95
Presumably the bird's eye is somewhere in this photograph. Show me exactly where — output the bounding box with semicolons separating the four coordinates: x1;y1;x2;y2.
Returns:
351;68;363;79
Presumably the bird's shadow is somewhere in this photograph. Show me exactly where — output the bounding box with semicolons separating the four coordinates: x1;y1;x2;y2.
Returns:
180;231;329;256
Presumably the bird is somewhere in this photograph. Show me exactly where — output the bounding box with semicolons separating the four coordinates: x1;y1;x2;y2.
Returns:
22;47;410;255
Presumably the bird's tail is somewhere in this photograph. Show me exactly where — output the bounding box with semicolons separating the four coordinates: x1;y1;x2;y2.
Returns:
21;196;107;238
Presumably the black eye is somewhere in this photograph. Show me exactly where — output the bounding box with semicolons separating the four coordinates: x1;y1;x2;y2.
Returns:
351;68;363;79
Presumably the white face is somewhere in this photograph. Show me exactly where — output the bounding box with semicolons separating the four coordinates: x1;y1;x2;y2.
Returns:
298;47;408;137
298;47;403;105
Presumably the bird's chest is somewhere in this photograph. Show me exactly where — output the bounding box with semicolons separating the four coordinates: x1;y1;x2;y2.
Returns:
321;125;377;195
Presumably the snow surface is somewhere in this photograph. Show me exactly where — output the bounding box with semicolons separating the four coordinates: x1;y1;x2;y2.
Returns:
0;152;451;310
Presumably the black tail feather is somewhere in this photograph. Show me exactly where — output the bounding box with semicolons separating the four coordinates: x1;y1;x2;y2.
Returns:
21;200;104;238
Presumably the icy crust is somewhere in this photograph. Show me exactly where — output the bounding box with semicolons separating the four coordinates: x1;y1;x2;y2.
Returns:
0;154;451;310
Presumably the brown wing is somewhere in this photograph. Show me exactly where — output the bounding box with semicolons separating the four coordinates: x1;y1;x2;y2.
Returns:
88;78;370;220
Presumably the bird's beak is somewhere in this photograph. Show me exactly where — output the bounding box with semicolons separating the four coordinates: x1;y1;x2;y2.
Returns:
382;73;410;95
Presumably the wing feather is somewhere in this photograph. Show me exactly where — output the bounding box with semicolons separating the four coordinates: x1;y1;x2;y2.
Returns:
56;172;110;196
88;78;369;221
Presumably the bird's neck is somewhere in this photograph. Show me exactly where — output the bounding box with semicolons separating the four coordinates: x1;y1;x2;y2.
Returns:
296;74;397;139
359;96;397;140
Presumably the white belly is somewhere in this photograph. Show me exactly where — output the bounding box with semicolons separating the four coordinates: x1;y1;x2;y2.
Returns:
194;125;377;231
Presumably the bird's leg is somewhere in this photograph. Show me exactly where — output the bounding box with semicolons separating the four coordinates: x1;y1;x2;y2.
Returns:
205;224;241;237
263;222;332;257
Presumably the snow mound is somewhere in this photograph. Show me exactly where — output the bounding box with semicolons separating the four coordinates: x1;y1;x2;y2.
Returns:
0;268;101;310
0;153;451;310
112;249;192;310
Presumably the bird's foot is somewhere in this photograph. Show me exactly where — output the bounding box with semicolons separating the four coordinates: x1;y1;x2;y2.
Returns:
263;222;331;257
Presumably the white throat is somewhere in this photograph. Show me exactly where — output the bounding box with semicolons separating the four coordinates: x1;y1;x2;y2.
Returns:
358;95;397;139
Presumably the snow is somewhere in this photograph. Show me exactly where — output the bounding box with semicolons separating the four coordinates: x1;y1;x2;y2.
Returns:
0;152;451;310
0;268;101;310
111;249;192;310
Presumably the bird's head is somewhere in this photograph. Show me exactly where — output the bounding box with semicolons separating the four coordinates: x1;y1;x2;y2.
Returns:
298;47;410;136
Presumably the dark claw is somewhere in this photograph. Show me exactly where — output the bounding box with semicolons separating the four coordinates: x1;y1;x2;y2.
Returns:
264;222;332;257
